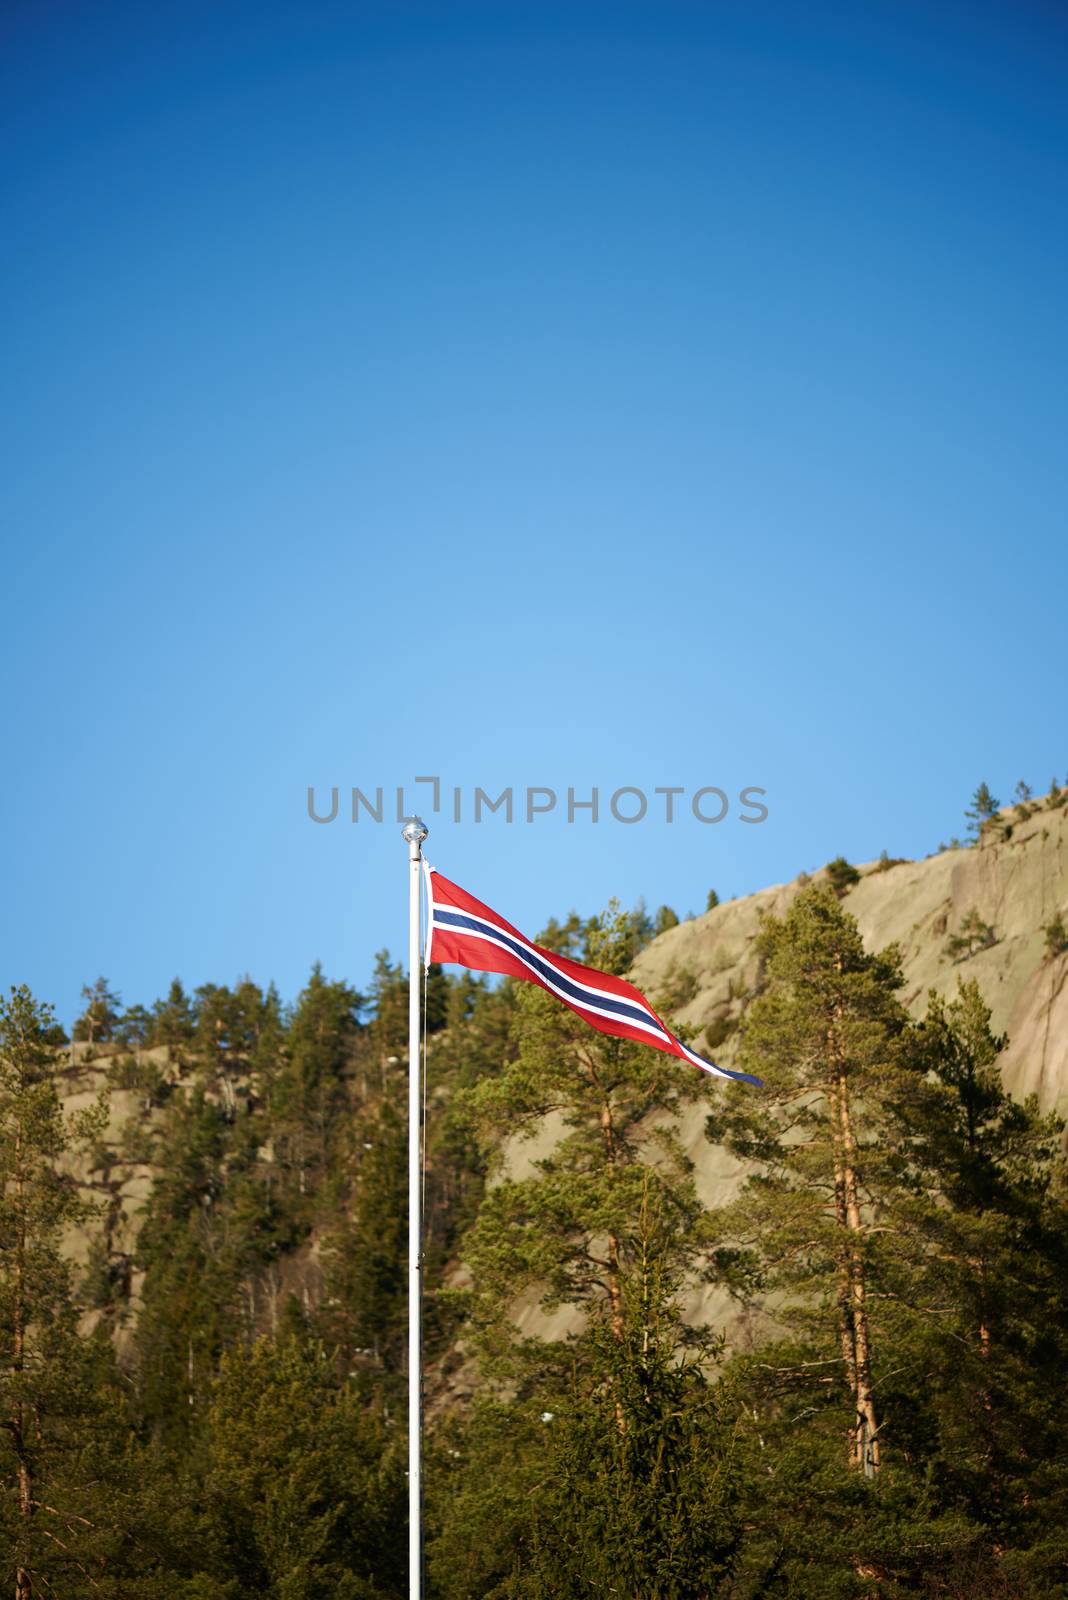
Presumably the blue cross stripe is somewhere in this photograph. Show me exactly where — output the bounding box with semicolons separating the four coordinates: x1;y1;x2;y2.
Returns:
433;907;672;1040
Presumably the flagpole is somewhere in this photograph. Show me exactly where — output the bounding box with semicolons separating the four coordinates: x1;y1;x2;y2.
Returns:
402;815;428;1600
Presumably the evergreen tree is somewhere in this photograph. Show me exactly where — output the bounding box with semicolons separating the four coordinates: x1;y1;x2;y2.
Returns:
368;951;407;1066
1044;912;1067;958
887;981;1068;1583
432;905;732;1590
536;911;586;957
509;1209;740;1599
944;907;997;962
73;977;121;1049
825;856;860;898
707;886;911;1476
197;1336;406;1597
431;1182;740;1599
149;978;194;1053
0;986;110;1597
132;1087;286;1441
965;782;1000;841
461;902;712;1375
320;1099;408;1370
114;1001;152;1049
423;962;450;1034
272;965;362;1205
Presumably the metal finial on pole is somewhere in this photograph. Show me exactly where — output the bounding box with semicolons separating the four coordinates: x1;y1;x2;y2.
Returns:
401;815;428;1600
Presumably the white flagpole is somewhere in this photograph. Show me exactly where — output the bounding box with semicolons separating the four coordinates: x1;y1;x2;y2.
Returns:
402;815;428;1600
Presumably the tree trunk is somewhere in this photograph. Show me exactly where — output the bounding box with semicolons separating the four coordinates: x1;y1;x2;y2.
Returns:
828;1074;861;1466
13;1121;34;1598
838;1074;880;1476
593;1071;627;1432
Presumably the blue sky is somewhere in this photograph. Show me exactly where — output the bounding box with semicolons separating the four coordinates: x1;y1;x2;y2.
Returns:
2;0;1066;1024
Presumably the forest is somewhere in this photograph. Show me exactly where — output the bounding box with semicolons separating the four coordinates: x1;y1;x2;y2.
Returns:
2;875;1068;1598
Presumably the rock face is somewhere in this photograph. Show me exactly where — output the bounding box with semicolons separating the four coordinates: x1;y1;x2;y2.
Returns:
631;799;1068;1127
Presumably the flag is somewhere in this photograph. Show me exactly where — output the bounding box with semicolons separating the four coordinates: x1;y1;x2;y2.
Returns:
424;866;761;1085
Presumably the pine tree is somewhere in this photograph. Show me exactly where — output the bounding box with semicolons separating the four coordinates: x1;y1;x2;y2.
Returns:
944;907;997;962
273;965;363;1205
460;902;713;1380
198;1336;406;1596
1044;912;1067;959
887;981;1068;1578
509;1199;740;1599
437;901;731;1595
73;977;121;1050
707;886;911;1476
825;856;860;898
320;1099;408;1370
965;782;1000;841
149;978;194;1054
367;951;407;1068
430;1180;740;1598
0;986;109;1598
132;1088;236;1438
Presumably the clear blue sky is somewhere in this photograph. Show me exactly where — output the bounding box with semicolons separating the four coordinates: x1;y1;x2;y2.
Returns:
2;0;1066;1024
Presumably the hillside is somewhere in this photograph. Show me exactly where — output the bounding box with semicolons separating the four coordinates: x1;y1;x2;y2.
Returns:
633;799;1068;1116
504;797;1068;1348
50;796;1068;1363
16;793;1068;1593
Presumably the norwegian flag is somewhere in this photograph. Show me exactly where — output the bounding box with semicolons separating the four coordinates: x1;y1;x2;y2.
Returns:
424;866;760;1086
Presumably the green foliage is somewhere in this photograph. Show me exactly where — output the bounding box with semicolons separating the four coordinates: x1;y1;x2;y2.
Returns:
107;1050;171;1102
430;1216;740;1600
1044;911;1068;958
706;890;911;1461
517;1307;737;1597
707;918;1068;1589
883;982;1068;1583
535;900;659;966
704;1013;736;1051
115;1002;153;1048
459;902;712;1378
368;951;407;1060
74;975;122;1046
150;978;195;1052
535;910;586;956
654;903;680;935
8;886;1068;1594
825;855;861;897
944;907;998;962
965;781;1001;841
320;1099;408;1369
706;887;720;911
193;1336;406;1598
875;848;906;872
0;987;123;1597
271;964;363;1209
430;900;737;1591
656;961;699;1012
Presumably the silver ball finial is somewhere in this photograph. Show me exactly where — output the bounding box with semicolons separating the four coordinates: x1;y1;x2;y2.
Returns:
401;815;429;846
